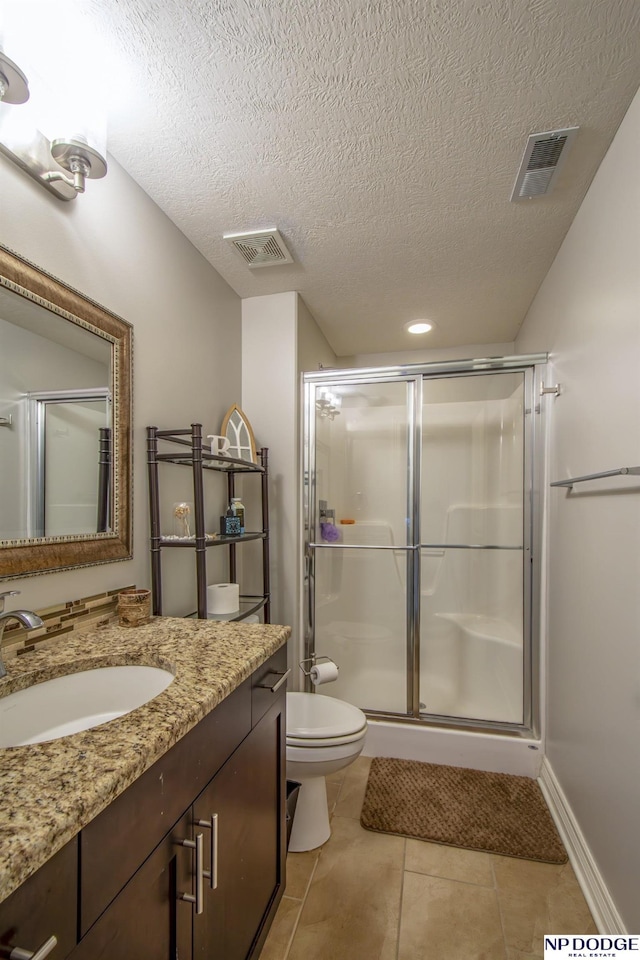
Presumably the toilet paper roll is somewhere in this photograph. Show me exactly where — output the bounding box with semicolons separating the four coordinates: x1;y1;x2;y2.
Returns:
207;582;240;615
309;660;339;685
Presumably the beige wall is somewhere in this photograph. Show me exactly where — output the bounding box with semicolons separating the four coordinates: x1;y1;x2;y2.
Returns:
516;89;640;930
297;297;337;374
1;153;241;615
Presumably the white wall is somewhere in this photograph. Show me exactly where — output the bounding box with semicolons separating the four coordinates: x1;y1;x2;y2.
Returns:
242;293;336;669
1;152;241;614
516;88;640;931
242;292;298;633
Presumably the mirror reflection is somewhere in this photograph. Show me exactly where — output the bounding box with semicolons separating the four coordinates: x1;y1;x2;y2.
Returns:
0;244;132;579
0;286;112;541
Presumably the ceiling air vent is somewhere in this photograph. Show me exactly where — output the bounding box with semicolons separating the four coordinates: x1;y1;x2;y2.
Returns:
510;127;579;201
223;228;294;268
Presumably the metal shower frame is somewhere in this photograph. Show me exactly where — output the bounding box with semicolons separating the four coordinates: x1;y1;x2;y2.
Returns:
302;353;548;738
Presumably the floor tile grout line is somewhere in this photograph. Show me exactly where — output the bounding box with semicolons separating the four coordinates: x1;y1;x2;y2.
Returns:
283;853;321;960
403;867;496;889
395;838;407;960
491;854;510;959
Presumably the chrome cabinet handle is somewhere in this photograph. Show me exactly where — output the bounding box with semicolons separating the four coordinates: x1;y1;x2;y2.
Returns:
10;936;58;960
257;668;291;693
211;812;219;890
178;833;205;914
195;812;219;889
195;813;218;890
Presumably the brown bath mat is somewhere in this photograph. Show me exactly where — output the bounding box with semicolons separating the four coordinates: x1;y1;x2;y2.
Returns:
360;757;567;863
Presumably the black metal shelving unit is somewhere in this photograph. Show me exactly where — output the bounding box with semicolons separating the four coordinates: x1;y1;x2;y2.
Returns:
146;423;270;622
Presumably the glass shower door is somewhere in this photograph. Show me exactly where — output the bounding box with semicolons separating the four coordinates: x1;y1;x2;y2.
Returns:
309;379;412;714
419;372;527;725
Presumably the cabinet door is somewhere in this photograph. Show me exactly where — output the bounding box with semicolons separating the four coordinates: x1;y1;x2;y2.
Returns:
193;695;285;960
69;811;193;960
0;838;77;960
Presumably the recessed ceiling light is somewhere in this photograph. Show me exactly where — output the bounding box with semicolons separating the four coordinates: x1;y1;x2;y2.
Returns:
404;320;435;335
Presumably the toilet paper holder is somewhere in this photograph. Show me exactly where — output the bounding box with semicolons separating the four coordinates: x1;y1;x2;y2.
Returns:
299;653;335;677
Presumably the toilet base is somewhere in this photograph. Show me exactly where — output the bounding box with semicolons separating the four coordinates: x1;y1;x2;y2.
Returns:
288;776;331;852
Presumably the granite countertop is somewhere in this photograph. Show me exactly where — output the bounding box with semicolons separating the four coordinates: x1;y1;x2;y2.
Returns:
0;617;290;904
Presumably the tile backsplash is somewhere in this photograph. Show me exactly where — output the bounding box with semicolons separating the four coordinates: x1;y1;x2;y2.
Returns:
0;586;135;660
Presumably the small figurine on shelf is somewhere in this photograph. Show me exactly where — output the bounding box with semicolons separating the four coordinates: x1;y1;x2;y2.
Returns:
173;502;192;538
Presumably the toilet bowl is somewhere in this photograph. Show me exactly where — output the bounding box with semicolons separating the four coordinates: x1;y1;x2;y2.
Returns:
286;691;367;852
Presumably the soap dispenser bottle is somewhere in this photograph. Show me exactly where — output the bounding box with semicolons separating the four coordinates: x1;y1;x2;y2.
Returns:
220;505;241;536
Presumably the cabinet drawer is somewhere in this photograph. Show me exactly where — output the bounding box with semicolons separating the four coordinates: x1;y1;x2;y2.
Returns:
0;837;77;960
251;645;289;727
80;678;251;935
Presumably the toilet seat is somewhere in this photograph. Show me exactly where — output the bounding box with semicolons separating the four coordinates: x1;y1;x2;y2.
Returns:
286;735;365;764
287;727;366;748
286;691;367;740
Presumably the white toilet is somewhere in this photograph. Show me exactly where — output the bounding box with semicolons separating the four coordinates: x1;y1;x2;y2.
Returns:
286;691;368;852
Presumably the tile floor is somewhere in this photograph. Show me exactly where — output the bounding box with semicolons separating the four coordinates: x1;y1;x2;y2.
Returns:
261;757;597;960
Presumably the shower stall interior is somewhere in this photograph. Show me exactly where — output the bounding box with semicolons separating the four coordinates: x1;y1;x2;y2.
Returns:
303;355;547;738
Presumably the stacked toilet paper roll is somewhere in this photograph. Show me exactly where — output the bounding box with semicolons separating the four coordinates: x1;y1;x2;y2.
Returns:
207;582;240;615
309;660;339;685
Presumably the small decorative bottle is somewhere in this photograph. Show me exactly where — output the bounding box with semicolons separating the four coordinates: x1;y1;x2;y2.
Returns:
231;497;245;534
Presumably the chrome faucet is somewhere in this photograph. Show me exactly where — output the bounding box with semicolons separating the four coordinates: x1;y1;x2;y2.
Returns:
0;591;44;679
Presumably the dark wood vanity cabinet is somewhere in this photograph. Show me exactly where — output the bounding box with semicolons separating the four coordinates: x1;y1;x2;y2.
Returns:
193;701;284;960
0;647;287;960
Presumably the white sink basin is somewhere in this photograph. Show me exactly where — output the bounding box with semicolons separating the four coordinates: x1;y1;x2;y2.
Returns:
0;665;174;748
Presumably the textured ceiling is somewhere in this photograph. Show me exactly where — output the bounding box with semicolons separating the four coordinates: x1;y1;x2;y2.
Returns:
15;0;640;355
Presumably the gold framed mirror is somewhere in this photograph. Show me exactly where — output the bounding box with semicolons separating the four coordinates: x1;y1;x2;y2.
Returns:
0;245;132;578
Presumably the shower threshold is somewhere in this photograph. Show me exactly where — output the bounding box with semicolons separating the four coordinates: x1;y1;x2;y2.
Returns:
362;714;542;777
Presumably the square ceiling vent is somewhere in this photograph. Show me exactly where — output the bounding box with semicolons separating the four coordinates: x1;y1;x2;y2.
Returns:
510;127;579;201
223;228;294;268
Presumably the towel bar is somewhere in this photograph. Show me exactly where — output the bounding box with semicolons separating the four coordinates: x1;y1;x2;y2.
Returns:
551;466;640;489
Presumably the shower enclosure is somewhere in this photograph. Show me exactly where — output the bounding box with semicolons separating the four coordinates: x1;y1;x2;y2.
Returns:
303;355;547;737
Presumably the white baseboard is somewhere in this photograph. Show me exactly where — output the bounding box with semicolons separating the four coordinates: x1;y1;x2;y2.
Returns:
538;758;626;934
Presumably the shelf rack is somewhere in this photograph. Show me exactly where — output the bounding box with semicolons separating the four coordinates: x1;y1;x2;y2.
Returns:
147;423;270;622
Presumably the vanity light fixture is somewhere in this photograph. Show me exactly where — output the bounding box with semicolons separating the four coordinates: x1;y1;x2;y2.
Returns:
0;51;29;104
0;52;107;200
404;320;435;335
46;135;108;195
316;388;342;420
